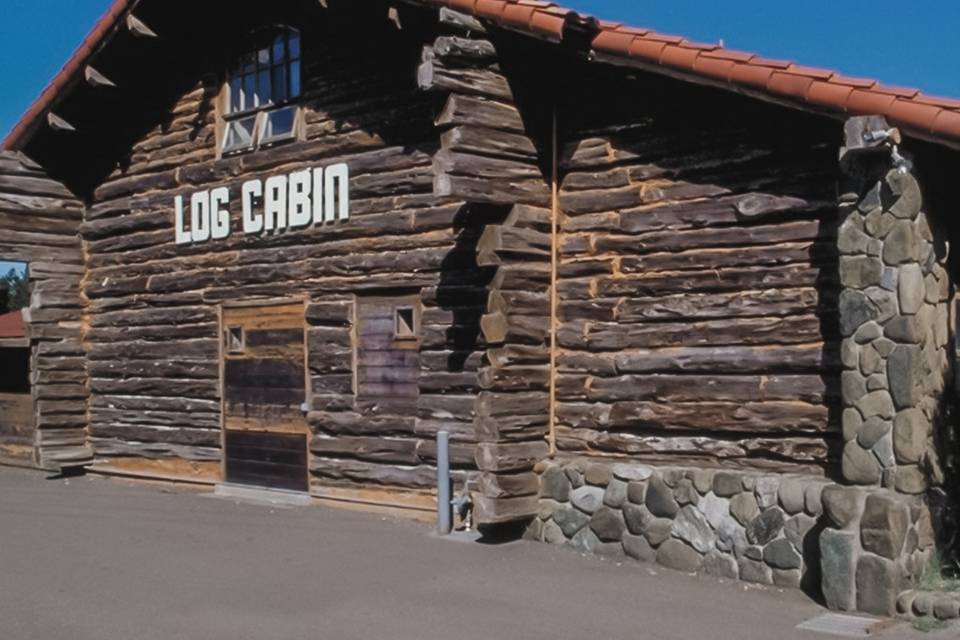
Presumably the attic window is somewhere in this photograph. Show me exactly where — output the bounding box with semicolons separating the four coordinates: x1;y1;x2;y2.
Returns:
222;27;302;155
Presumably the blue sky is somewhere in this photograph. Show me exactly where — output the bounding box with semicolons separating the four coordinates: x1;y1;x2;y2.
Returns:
1;1;958;141
0;261;27;277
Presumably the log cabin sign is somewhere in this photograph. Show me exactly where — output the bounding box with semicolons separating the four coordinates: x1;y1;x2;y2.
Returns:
174;162;350;245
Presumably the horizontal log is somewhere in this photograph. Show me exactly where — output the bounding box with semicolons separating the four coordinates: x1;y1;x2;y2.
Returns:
309;457;437;489
478;365;550;391
613;344;836;374
556;426;832;468
88;424;220;447
432;36;497;62
614;287;829;322
435;173;550;207
603;400;832;433
475;440;548;472
415;438;476;466
472;494;539;524
480;312;548;345
308;411;416;436
474;414;548;443
558;314;829;350
436;94;524;133
476;471;540;499
594;264;833;297
440;125;537;161
438;7;487;33
597;220;829;256
486;344;549;368
476;391;548;417
477;224;550;266
418;59;512;101
90;438;220;461
310;435;420;465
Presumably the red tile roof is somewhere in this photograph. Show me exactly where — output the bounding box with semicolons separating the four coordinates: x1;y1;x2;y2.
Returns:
4;0;960;151
0;310;25;340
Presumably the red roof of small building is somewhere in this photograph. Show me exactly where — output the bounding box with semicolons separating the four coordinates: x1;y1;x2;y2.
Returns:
0;310;26;339
5;0;960;150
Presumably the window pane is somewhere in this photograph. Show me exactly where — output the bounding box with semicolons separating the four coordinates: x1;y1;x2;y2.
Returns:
223;115;257;152
262;106;296;142
289;33;300;60
289;60;301;98
243;73;256;110
242;52;256;74
229;77;241;113
272;64;288;103
257;70;271;106
273;35;285;63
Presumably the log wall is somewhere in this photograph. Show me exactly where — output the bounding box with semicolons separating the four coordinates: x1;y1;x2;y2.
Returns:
80;6;486;497
0;151;90;468
420;15;553;522
551;66;844;474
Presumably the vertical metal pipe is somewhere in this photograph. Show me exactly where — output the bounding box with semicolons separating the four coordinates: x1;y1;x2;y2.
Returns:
437;430;451;535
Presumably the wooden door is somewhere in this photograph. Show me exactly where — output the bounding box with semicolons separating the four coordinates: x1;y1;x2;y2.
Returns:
221;301;309;492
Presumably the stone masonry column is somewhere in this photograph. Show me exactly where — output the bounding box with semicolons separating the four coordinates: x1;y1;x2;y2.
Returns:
838;116;951;493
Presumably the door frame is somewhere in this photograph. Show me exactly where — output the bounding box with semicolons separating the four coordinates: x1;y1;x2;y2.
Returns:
218;296;310;488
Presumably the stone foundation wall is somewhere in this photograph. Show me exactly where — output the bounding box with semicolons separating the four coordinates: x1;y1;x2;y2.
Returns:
528;458;935;615
819;484;934;614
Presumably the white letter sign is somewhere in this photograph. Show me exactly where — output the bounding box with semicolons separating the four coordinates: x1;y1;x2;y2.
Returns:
175;162;351;246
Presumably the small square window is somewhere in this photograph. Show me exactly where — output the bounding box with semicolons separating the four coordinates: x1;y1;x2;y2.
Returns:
395;307;416;340
226;326;245;353
260;106;298;146
222;115;258;154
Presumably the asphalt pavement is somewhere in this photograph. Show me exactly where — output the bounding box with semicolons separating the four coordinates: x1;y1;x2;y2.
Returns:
0;466;951;640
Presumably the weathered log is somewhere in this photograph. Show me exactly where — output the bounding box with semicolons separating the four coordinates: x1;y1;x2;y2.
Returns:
477;224;550;266
436;94;525;133
614;287;828;322
565;373;831;404
440;125;538;161
477;471;540;498
604;400;832;433
472;494;539;524
558;315;828;350
432;36;497;63
433;149;541;182
613;344;837;374
310;435;420;465
475;441;548;472
476;391;549;417
474;414;548;443
438;7;487;33
478;365;550;391
480;312;549;345
595;264;833;297
417;59;512;101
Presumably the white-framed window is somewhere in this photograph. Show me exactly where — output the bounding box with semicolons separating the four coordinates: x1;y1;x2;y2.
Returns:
222;27;302;155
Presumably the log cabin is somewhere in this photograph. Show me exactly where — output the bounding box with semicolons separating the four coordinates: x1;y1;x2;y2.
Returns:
3;0;960;615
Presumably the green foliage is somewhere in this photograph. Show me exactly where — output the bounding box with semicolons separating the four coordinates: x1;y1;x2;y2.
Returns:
917;551;960;593
1;267;28;312
912;616;947;633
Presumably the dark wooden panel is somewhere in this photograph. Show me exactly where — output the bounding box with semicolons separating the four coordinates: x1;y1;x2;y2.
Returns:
244;328;305;348
224;358;305;392
225;430;308;492
225;386;305;407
